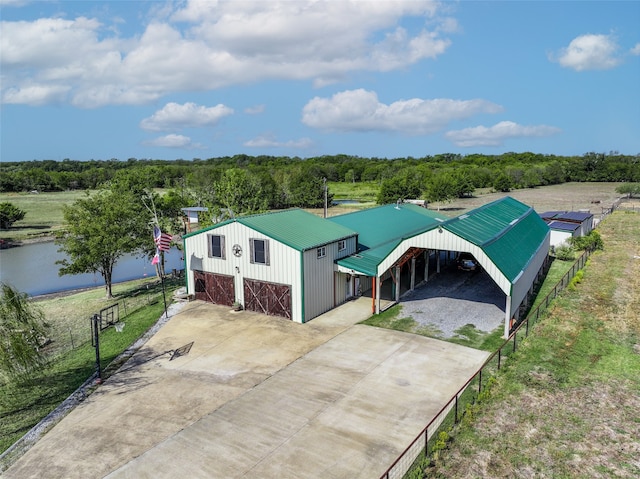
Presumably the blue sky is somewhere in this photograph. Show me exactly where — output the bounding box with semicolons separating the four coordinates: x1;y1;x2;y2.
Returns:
1;1;639;162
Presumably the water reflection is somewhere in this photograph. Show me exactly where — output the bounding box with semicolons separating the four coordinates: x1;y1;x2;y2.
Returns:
0;241;184;296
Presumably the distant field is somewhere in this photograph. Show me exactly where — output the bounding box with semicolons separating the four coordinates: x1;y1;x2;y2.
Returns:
437;182;623;217
0;191;88;241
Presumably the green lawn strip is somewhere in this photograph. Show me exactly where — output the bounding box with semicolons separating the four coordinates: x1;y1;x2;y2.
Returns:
0;299;169;454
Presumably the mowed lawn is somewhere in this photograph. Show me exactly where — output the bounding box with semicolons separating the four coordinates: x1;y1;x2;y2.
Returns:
427;210;640;478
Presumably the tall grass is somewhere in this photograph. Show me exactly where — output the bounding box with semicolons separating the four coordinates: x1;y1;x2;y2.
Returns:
0;280;179;455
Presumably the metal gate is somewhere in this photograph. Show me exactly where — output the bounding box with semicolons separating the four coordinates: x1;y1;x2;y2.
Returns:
194;271;235;306
243;279;292;320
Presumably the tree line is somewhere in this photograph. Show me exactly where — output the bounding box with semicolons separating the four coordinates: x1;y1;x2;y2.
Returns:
1;152;638;199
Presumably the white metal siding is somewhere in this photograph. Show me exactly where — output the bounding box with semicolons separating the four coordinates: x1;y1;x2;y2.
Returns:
304;237;357;322
185;222;303;322
377;229;511;294
550;230;573;247
510;231;551;318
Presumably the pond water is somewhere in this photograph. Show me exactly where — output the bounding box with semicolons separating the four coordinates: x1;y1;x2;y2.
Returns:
0;241;184;296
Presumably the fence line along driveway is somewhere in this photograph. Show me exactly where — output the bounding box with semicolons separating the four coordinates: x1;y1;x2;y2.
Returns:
4;298;488;479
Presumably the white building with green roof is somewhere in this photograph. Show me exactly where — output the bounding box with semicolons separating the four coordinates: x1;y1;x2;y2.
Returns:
183;197;550;336
183;209;358;323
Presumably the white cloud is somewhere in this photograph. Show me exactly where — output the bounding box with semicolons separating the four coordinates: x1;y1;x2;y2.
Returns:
143;134;199;148
244;134;313;149
140;102;234;131
244;104;265;115
0;0;30;6
445;121;561;147
552;34;622;71
1;1;453;107
302;89;503;135
631;43;640;56
2;83;70;105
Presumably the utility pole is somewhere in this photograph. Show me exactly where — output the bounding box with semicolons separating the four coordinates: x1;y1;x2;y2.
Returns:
323;177;327;219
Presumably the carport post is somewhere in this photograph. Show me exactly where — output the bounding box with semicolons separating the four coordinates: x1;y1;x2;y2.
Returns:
410;257;416;291
375;276;381;314
504;296;512;338
424;250;429;281
395;266;401;302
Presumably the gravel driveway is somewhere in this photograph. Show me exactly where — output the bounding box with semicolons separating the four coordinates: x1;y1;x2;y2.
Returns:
401;266;505;338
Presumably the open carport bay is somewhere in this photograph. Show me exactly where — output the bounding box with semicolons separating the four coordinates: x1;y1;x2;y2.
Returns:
4;300;489;479
401;267;506;338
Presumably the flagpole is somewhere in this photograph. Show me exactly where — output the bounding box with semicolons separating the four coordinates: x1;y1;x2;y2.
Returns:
160;250;168;318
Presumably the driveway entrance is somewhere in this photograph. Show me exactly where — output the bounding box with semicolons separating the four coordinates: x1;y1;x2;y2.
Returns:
4;299;489;479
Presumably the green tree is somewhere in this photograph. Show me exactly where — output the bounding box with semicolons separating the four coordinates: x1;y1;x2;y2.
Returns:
56;190;149;298
426;172;457;205
214;168;270;215
377;171;423;204
0;202;26;229
0;283;49;379
615;183;640;198
282;168;331;208
493;172;512;192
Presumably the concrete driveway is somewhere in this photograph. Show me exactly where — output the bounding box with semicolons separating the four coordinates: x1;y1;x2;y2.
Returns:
4;298;489;479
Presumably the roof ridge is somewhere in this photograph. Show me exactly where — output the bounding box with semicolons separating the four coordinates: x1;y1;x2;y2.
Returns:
480;206;535;247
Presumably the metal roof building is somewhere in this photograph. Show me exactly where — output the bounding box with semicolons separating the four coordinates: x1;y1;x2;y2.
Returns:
183;197;550;337
183;209;357;324
331;197;550;337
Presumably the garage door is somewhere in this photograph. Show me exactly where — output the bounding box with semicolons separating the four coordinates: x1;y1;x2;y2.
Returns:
243;279;291;320
193;271;235;306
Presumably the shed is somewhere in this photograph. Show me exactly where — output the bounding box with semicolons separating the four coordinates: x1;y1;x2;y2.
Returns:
547;220;581;247
183;209;357;323
539;210;593;237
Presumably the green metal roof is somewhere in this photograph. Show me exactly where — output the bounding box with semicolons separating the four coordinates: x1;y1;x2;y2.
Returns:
334;197;549;281
482;210;549;281
239;209;357;251
184;209;357;252
443;196;549;281
330;203;448;276
443;196;533;246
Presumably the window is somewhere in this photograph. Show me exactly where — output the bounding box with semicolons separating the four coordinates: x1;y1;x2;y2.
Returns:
208;234;225;259
338;240;346;252
250;238;270;265
317;246;326;258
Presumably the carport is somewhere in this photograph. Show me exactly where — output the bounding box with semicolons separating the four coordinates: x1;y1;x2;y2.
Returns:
331;197;551;337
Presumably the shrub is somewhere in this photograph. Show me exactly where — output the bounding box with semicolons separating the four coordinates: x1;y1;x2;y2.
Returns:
554;244;575;261
569;230;604;252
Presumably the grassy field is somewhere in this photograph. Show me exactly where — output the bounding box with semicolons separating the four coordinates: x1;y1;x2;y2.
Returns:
437;182;624;216
0;278;182;456
0;190;87;241
423;210;640;478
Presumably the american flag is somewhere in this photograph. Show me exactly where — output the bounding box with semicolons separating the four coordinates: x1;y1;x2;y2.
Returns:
153;225;172;252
